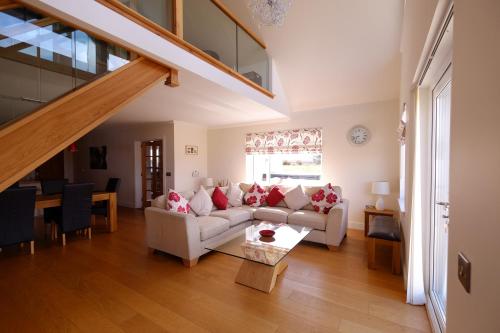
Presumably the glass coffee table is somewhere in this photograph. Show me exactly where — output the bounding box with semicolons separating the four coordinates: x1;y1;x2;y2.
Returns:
205;222;312;293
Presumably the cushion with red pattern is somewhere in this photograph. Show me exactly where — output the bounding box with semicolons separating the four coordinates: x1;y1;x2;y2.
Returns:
166;189;191;214
266;186;285;207
244;183;267;207
212;186;229;210
310;183;340;214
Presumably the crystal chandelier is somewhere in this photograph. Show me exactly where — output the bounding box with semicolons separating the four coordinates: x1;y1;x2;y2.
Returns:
248;0;293;27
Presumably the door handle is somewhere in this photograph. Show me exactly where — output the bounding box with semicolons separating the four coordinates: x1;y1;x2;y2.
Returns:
437;201;450;207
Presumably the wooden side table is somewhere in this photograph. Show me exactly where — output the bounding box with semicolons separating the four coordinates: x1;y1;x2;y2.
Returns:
364;208;396;236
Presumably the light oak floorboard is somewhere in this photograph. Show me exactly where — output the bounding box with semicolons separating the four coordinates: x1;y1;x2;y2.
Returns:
0;208;430;332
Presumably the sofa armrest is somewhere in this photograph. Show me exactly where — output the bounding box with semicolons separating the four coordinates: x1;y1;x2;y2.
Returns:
145;207;201;260
325;199;349;247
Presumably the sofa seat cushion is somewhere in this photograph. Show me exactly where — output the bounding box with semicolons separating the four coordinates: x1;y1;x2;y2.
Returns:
210;208;251;227
197;216;230;241
240;205;257;219
254;207;293;224
288;210;327;231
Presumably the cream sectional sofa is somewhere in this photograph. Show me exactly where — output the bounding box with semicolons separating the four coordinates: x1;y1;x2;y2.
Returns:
145;185;349;267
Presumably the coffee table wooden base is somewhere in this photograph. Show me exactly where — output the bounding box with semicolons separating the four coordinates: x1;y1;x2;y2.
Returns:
235;260;288;293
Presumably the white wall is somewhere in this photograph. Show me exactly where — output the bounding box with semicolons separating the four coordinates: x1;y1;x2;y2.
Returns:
208;100;400;228
74;120;208;207
447;0;500;331
74;122;175;208
173;121;208;192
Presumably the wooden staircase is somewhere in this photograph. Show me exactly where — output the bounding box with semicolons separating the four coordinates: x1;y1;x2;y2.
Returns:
0;57;171;192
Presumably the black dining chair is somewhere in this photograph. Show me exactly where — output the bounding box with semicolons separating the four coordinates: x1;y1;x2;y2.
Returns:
41;179;68;239
92;178;121;226
53;183;94;246
0;187;37;255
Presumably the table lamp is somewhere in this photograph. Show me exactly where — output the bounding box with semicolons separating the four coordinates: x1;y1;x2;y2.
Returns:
371;181;390;210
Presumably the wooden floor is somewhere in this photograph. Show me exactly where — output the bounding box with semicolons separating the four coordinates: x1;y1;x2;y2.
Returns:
0;208;430;333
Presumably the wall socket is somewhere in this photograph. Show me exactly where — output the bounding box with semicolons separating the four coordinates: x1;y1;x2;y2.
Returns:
458;252;471;293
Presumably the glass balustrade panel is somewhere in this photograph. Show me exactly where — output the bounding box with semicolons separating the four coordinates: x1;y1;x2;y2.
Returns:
237;26;270;90
183;0;237;70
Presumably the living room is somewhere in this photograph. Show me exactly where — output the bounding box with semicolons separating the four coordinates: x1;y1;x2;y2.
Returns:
0;0;498;332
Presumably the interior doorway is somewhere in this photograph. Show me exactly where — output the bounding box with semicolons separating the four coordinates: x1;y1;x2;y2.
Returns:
141;140;163;208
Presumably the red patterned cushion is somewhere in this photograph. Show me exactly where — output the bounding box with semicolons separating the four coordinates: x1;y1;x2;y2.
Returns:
310;183;340;214
166;190;191;214
244;183;267;207
212;186;229;210
266;186;285;207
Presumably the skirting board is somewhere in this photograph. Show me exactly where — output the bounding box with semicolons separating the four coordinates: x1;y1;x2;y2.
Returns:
348;220;364;230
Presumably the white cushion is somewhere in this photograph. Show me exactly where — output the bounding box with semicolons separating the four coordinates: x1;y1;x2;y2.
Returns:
151;190;195;209
210;207;251;227
284;185;310;210
197;216;230;241
309;183;340;214
226;183;243;207
254;207;293;224
244;183;267;207
288;210;327;231
189;187;213;216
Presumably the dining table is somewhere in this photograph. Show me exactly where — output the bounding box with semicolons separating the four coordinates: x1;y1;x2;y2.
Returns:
35;191;118;232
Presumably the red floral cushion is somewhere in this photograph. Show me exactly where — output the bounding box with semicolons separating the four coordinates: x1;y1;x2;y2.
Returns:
244;183;267;207
266;186;285;207
310;183;340;214
212;186;229;210
166;189;191;214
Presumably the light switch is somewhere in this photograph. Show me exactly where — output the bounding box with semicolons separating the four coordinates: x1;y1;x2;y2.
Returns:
458;252;471;293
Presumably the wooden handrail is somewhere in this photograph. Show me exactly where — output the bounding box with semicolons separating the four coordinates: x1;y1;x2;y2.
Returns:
95;0;274;98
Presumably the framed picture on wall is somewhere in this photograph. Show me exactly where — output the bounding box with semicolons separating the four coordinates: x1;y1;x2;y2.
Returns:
185;145;198;155
89;146;107;169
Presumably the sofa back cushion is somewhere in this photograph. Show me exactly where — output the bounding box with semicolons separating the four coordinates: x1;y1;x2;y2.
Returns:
189;187;213;216
227;183;244;207
244;183;267;207
151;190;195;209
266;186;285;207
212;186;229;210
166;190;191;214
284;185;310;210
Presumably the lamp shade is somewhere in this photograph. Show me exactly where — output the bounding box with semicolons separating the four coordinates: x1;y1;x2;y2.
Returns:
202;178;214;187
371;181;390;195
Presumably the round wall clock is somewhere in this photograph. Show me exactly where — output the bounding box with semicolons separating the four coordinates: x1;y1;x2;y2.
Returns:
347;125;370;145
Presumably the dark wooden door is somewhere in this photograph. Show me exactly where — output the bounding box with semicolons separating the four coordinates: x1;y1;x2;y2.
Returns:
141;140;163;208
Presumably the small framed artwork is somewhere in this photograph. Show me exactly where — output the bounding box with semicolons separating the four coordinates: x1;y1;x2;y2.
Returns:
89;146;107;169
185;145;198;155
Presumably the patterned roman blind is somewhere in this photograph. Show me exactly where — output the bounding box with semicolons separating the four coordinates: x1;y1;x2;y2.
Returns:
245;128;322;155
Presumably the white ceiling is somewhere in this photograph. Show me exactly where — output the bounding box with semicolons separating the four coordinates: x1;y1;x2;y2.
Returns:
222;0;403;111
108;69;287;126
110;0;403;126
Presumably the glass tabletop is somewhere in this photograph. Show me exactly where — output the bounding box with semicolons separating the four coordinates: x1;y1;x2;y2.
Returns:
205;222;312;267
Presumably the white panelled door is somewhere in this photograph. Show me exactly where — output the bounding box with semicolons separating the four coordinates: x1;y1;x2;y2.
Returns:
429;65;452;331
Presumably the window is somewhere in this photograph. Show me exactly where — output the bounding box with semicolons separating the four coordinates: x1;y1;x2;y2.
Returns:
246;153;322;185
245;128;322;185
